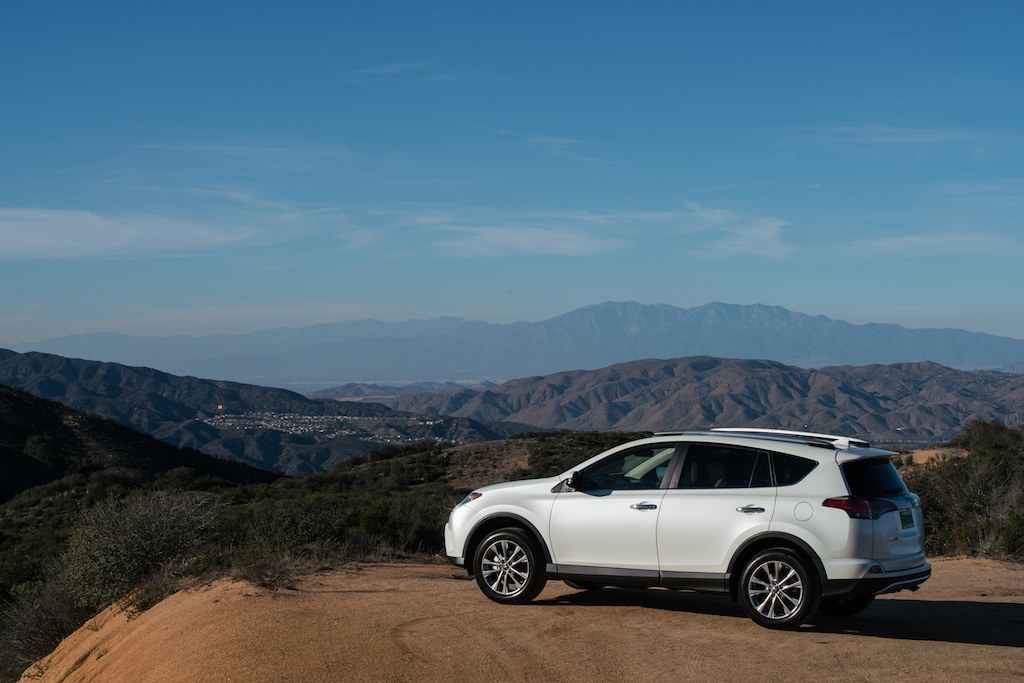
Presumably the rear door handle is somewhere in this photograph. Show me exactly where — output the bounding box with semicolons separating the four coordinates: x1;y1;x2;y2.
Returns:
736;505;766;514
630;502;658;510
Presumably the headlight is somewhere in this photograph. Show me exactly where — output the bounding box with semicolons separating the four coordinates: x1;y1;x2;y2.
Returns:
457;492;482;507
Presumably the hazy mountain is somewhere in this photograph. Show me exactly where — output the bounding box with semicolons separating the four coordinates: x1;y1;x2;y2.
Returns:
0;350;524;475
12;302;1024;387
388;356;1024;446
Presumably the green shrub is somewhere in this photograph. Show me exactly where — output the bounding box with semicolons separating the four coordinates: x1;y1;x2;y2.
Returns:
59;491;224;611
513;431;649;479
0;575;92;681
903;420;1024;558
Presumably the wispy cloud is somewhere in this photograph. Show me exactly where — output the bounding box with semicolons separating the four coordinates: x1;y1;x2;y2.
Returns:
916;178;1024;206
343;61;456;83
435;224;625;257
0;194;796;263
370;201;793;259
710;217;792;258
850;232;1016;257
817;124;995;146
790;123;1017;160
0;208;261;260
526;135;607;162
475;126;617;163
679;201;793;258
135;138;351;173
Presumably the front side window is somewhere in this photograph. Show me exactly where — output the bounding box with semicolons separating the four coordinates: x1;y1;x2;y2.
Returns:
577;446;676;491
677;445;772;489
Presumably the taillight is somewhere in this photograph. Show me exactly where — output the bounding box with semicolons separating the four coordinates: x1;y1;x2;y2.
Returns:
822;496;898;520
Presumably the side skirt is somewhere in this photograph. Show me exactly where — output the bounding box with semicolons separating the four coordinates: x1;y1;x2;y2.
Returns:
547;564;730;594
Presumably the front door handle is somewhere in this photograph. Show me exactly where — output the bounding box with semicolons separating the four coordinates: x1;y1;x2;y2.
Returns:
736;505;766;514
630;502;658;510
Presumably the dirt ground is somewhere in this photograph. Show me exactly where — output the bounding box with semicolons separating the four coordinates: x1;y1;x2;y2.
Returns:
21;557;1024;682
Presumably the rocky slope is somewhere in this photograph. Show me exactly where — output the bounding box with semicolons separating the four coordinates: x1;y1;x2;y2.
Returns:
389;356;1024;445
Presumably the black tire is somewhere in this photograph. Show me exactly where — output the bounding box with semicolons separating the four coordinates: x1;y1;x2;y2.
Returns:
819;595;875;617
563;579;604;591
473;528;547;604
738;549;820;629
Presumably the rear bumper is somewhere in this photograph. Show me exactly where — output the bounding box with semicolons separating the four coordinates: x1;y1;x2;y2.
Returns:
824;562;931;598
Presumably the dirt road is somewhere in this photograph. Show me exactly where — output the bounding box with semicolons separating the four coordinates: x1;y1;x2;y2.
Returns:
23;557;1024;682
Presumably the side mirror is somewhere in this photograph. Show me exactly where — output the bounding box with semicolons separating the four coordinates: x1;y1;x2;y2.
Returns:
568;470;583;490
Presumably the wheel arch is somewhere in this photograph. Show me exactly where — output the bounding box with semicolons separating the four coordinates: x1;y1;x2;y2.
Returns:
727;532;826;600
462;513;551;576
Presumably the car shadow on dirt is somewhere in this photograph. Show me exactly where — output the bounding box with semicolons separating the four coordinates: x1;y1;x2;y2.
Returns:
539;587;1024;647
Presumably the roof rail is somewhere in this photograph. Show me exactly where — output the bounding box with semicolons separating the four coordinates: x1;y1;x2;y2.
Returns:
709;428;870;449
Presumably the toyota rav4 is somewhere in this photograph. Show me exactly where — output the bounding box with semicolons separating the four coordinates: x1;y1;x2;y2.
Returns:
444;428;930;629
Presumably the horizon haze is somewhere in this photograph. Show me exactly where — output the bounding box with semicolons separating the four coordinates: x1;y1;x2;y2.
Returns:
10;301;1024;388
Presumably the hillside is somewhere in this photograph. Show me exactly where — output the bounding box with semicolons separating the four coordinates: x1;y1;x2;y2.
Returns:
0;384;281;602
0;350;522;474
0;384;279;504
387;356;1024;445
12;302;1024;387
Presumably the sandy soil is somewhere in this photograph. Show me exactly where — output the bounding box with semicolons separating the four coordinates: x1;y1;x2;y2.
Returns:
907;448;965;464
21;557;1024;682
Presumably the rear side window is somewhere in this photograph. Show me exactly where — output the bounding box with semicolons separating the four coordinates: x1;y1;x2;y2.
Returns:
678;445;772;489
773;453;818;486
842;458;907;497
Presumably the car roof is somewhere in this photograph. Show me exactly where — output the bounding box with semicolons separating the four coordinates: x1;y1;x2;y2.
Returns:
648;428;896;458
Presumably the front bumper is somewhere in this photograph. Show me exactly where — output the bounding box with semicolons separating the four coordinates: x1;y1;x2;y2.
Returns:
443;522;465;567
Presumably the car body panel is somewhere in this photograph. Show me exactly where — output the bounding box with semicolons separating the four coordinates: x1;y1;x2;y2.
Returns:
549;489;665;570
657;486;776;573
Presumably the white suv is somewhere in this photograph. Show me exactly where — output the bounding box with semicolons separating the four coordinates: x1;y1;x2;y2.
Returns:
444;429;930;629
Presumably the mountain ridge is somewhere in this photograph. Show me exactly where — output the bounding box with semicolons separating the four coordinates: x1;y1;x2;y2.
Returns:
10;302;1024;387
0;350;522;474
386;355;1024;445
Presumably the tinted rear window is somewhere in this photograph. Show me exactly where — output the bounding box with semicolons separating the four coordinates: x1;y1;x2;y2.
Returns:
842;458;907;497
773;453;818;486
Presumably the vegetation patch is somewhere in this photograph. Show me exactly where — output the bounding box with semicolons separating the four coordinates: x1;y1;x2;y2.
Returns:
901;420;1024;559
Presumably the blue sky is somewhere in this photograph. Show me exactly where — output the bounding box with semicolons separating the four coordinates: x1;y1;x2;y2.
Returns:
2;1;1023;345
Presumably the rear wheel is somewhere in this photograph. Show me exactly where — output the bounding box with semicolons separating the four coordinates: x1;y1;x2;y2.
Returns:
819;595;874;617
739;549;820;629
473;529;546;604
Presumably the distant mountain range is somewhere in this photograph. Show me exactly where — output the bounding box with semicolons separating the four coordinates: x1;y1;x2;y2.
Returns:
11;302;1024;388
0;350;524;475
384;356;1024;446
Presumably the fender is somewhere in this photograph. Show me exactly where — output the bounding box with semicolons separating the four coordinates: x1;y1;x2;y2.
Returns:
727;532;827;584
462;512;553;567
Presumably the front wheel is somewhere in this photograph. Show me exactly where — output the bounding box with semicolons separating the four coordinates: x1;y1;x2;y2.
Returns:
473;529;546;604
738;549;819;629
